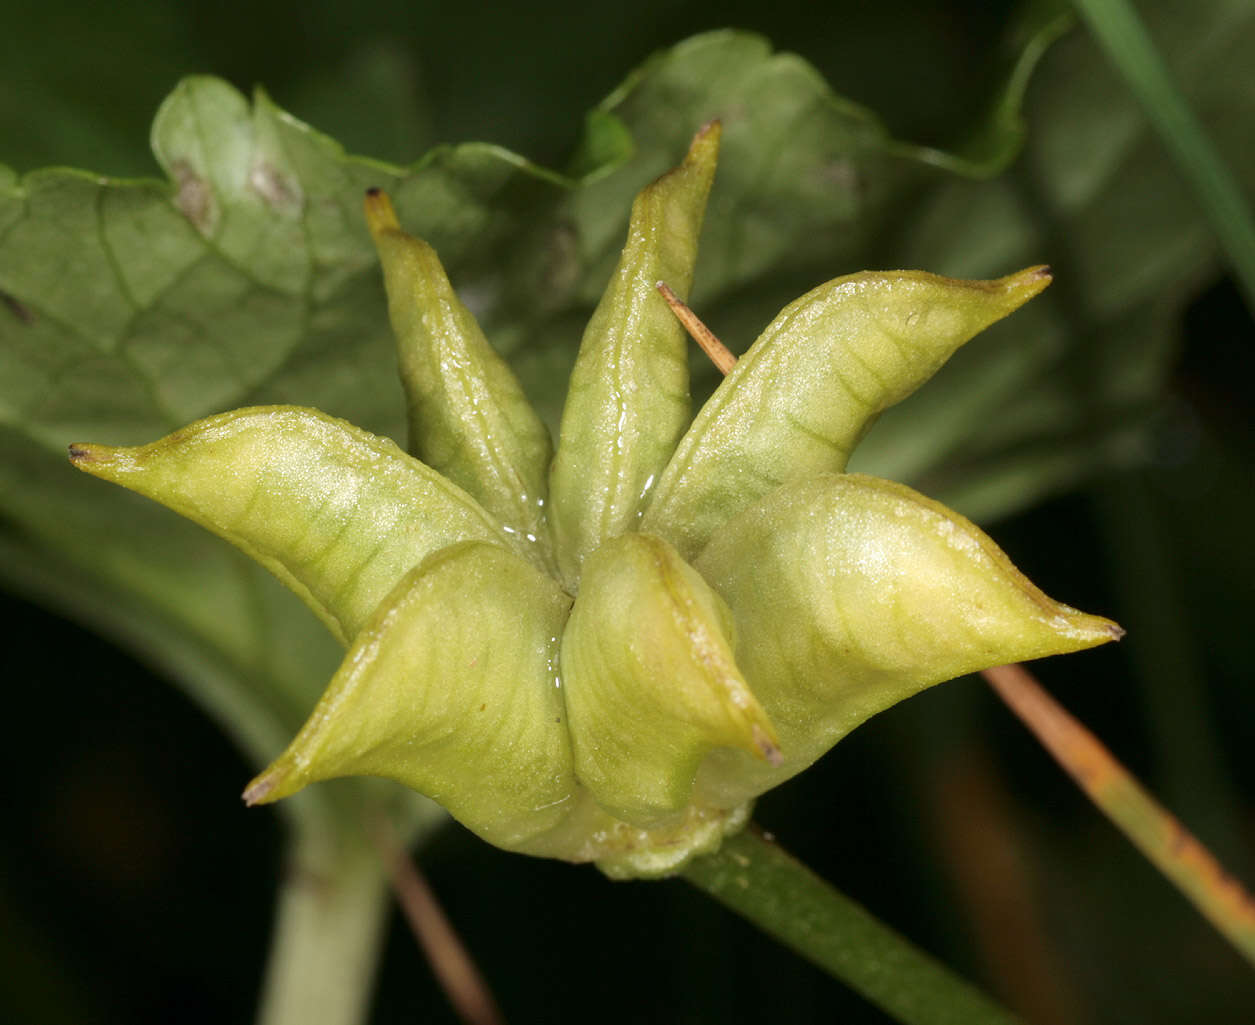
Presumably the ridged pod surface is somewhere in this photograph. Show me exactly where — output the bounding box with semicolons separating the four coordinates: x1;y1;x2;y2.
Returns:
71;125;1120;877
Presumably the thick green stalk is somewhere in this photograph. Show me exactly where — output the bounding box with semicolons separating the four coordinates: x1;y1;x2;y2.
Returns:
1074;0;1255;315
255;823;391;1025
683;828;1022;1025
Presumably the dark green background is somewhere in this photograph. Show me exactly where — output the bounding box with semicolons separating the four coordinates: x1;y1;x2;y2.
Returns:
2;1;1252;1023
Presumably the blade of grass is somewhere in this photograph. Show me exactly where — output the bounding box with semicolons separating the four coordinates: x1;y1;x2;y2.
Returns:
982;662;1255;967
1074;0;1255;316
683;827;1022;1025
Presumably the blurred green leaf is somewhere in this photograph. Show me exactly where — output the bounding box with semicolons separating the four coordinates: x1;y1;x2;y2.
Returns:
851;0;1255;519
1074;0;1255;313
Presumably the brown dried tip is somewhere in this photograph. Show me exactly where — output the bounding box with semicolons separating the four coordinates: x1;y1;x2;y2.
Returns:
694;118;721;141
67;443;102;464
1010;264;1052;289
241;772;279;807
363;188;401;235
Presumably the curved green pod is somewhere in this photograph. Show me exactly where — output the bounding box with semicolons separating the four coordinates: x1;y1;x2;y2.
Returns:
69;406;513;644
693;472;1123;807
548;122;720;588
68;128;1122;879
642;267;1052;560
365;191;555;570
243;541;577;852
560;531;778;826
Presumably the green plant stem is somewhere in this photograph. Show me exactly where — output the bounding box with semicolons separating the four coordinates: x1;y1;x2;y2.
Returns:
1074;0;1255;315
682;828;1022;1025
889;6;1074;179
255;823;391;1025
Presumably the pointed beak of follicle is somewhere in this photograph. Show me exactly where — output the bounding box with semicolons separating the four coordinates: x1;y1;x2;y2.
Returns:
67;442;122;472
363;188;402;238
241;771;279;806
67;443;96;465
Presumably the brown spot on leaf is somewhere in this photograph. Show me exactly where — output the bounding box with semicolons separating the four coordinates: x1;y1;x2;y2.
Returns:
172;160;215;234
249;161;301;213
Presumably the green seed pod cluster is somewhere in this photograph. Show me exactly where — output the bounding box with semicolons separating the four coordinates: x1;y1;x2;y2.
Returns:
70;123;1121;878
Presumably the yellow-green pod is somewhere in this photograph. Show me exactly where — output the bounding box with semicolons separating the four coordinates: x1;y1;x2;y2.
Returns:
548;123;721;588
693;472;1123;807
64;127;1123;885
69;406;511;644
244;541;577;852
642;267;1052;559
366;190;554;570
560;531;778;826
